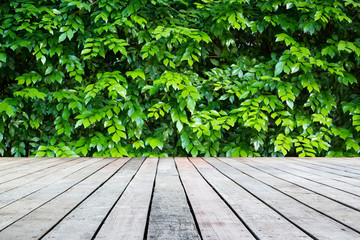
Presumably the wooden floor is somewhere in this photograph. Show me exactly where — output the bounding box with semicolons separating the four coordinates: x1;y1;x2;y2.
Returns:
0;157;359;240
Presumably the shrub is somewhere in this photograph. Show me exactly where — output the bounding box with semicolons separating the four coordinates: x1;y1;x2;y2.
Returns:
0;0;359;157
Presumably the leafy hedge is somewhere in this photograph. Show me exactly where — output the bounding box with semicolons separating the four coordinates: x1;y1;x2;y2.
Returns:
1;0;360;157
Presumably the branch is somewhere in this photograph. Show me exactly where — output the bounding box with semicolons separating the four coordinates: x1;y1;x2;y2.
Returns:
167;6;181;15
71;0;99;15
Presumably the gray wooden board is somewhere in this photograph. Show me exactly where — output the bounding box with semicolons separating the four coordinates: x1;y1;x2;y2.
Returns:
0;158;87;194
296;157;360;170
286;157;360;174
0;158;13;162
0;158;101;208
0;158;44;171
0;158;112;230
0;158;61;176
217;157;360;233
190;157;310;240
286;158;360;178
42;158;144;240
204;157;360;240
266;159;360;193
175;157;255;240
244;158;360;194
0;158;74;183
0;158;130;240
283;158;360;178
243;158;360;210
95;157;158;240
147;157;200;240
284;159;360;186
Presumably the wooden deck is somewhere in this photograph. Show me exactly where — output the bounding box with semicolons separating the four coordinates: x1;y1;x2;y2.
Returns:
0;157;360;240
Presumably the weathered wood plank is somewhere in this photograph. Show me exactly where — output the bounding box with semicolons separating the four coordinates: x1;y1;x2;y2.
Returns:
0;158;87;194
0;158;42;171
218;157;360;233
287;157;360;173
286;158;360;178
0;158;130;240
280;157;360;178
295;157;360;170
242;158;360;210
0;158;74;183
42;158;144;240
0;158;60;173
0;158;112;230
190;157;310;240
95;157;158;240
147;157;200;240
0;158;99;207
264;159;360;194
175;157;255;240
205;157;360;240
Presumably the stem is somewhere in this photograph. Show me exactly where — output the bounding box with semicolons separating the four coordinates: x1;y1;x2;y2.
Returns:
71;0;99;15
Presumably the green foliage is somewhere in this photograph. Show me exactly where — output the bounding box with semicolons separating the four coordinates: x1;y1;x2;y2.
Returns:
0;0;360;157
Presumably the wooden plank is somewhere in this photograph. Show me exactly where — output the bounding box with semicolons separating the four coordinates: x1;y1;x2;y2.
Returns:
0;158;56;174
287;157;360;174
286;158;360;178
0;158;87;194
217;157;360;233
42;158;144;240
282;159;360;181
282;158;360;178
0;158;41;171
175;157;255;240
295;157;360;170
0;158;113;230
0;158;95;207
204;157;360;240
266;159;360;194
95;157;158;240
0;158;131;240
243;158;360;193
241;158;360;210
0;158;74;183
190;157;310;240
147;157;200;240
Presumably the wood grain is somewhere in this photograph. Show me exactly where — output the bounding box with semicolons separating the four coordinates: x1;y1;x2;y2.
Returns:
42;157;144;240
206;157;360;240
175;157;255;240
190;157;311;240
147;157;200;240
95;157;158;240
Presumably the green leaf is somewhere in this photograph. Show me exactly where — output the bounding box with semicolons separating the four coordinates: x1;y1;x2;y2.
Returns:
108;126;116;134
0;53;6;62
59;33;67;42
112;133;121;143
274;61;285;76
83;119;90;128
210;58;219;66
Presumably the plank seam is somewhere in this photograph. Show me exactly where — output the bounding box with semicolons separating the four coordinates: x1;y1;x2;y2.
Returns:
281;161;360;188
0;158;77;184
247;162;360;208
90;158;146;240
38;157;132;239
0;157;116;231
209;158;317;240
174;158;203;240
237;160;360;234
0;158;87;195
142;158;159;240
290;161;360;176
191;158;260;240
0;158;105;210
